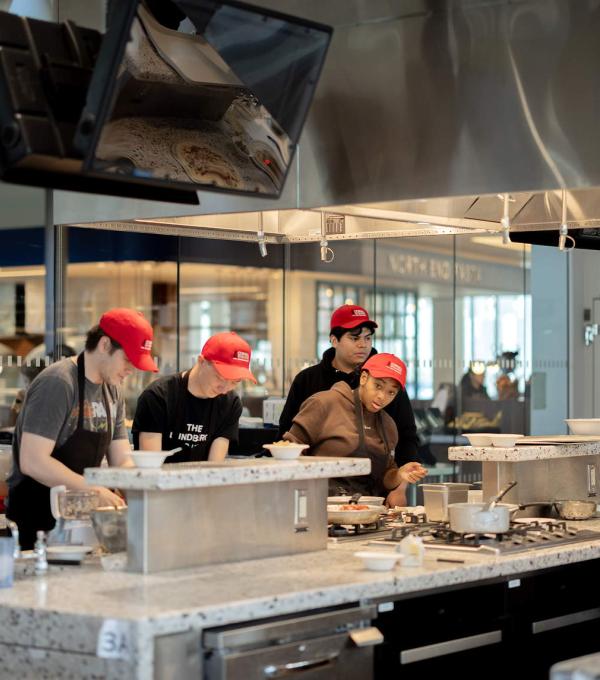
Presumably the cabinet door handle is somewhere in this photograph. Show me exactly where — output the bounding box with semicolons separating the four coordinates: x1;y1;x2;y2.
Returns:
400;630;502;664
263;654;337;677
532;607;600;634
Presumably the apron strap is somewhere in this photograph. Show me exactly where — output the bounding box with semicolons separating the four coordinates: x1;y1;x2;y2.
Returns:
172;371;189;433
77;353;113;438
76;353;86;429
352;388;368;454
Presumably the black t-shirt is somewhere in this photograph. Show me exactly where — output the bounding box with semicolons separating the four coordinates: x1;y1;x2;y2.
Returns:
132;373;242;462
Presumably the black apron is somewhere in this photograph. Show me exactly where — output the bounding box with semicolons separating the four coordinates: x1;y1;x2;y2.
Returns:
164;371;210;463
7;353;112;549
329;388;391;498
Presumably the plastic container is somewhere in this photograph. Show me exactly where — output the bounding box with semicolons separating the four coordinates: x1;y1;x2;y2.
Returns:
399;534;425;567
421;483;471;522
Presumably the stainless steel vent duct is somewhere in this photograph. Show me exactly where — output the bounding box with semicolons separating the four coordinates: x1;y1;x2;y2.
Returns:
58;0;600;244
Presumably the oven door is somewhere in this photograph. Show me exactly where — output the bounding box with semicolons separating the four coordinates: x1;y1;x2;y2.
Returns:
203;605;380;680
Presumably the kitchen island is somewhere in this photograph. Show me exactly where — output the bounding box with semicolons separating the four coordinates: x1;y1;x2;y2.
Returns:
1;519;600;678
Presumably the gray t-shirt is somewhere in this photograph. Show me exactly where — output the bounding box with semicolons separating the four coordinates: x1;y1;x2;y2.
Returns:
9;357;127;489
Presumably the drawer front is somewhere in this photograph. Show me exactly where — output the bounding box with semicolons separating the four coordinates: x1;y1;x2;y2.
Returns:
205;631;373;680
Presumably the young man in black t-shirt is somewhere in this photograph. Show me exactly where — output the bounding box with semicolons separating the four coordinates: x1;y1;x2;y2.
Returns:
132;332;256;462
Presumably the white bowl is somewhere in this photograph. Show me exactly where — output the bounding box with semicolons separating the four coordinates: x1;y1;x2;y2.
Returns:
464;433;493;447
354;551;403;571
262;443;309;460
488;434;523;447
565;419;600;435
130;451;169;468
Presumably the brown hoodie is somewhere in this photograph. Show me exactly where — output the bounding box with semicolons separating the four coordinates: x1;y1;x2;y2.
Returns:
285;381;400;490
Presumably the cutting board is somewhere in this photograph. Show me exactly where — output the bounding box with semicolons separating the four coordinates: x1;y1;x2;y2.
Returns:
516;435;600;445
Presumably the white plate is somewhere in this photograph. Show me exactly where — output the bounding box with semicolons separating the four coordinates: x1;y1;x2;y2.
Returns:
47;545;93;562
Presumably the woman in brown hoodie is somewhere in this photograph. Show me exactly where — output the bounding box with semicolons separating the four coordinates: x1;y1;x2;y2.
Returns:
284;353;427;506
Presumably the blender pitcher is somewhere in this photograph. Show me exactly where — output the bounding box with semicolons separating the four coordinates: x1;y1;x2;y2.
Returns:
48;485;100;546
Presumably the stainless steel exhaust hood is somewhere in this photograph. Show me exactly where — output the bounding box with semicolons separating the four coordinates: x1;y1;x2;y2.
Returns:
38;0;600;246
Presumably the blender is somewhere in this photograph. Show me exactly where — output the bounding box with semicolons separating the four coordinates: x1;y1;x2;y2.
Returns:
48;485;100;547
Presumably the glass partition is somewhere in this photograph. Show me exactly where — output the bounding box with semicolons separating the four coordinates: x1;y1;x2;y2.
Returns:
0;220;548;468
64;227;178;419
0;227;46;430
286;240;375;385
179;237;285;417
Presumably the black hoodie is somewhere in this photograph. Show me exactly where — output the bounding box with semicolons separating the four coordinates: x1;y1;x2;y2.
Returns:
278;347;419;466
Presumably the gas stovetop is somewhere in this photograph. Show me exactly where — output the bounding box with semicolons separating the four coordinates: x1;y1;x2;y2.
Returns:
331;517;600;554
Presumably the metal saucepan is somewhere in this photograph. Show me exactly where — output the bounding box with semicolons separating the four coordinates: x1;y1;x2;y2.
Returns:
448;502;515;533
553;500;597;520
448;480;517;533
327;504;382;525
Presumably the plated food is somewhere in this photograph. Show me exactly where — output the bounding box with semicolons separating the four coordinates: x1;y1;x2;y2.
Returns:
174;141;241;188
263;441;308;460
327;495;385;506
327;504;383;525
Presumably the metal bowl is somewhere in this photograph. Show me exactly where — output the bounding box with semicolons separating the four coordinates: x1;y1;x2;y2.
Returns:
91;507;127;553
554;500;597;520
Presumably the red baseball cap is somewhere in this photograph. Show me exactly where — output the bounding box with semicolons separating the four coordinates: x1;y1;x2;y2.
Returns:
330;304;378;331
362;353;407;388
99;308;158;372
201;332;257;383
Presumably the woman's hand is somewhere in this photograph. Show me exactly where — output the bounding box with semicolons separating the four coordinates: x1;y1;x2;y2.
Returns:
386;484;407;508
90;486;126;509
398;461;428;484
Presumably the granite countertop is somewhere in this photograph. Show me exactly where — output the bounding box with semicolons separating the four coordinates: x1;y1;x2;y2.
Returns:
551;651;600;679
1;519;600;677
449;440;600;461
84;456;371;490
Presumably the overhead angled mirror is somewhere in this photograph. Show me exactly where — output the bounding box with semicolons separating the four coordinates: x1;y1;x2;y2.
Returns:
0;0;332;202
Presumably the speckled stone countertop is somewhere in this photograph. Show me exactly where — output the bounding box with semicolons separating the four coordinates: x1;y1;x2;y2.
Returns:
84;456;371;490
449;441;600;461
551;651;600;679
1;519;600;677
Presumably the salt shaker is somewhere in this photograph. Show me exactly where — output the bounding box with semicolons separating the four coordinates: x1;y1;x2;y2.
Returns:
398;534;425;567
34;531;48;574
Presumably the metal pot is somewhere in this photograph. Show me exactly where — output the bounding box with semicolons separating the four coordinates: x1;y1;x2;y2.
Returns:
554;500;597;520
448;502;513;533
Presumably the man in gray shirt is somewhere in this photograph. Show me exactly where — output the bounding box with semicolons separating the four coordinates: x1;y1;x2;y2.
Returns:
8;308;158;549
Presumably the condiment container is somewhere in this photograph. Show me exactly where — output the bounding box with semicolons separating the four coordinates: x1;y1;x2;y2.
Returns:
398;534;425;567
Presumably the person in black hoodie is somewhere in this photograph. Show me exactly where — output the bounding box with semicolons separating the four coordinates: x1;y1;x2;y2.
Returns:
278;304;420;472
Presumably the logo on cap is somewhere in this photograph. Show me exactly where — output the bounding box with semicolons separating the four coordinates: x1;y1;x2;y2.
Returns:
141;339;153;351
234;350;249;363
352;309;367;317
387;361;404;375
